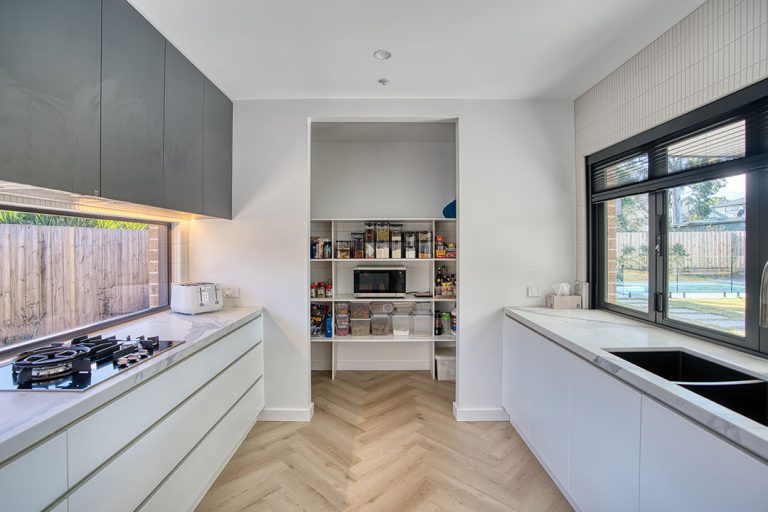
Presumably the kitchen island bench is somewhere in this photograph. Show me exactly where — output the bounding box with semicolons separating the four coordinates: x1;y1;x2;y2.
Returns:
0;306;263;512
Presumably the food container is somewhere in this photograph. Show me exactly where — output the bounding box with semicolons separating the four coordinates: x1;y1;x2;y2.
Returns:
404;232;417;259
375;222;390;258
350;302;371;319
418;231;432;259
390;224;403;259
412;313;432;337
370;313;391;335
336;240;351;259
336;323;350;336
392;314;411;336
364;222;376;258
375;240;390;259
369;302;394;314
336;313;350;325
435;235;446;259
350;318;371;336
351;233;365;259
336;302;350;315
394;302;415;314
435;347;456;381
414;302;431;313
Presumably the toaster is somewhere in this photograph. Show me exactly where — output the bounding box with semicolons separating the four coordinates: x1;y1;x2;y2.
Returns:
170;282;223;314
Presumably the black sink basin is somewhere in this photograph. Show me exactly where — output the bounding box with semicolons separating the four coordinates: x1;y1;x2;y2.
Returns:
609;349;756;383
609;349;768;427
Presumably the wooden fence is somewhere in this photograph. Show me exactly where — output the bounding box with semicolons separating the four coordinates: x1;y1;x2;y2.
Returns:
0;224;152;346
617;231;745;272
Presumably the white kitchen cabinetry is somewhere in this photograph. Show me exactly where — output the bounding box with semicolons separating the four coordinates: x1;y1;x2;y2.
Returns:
140;377;264;511
67;320;262;485
69;346;262;512
0;432;67;512
503;312;768;512
639;396;768;512
569;357;641;512
527;326;571;488
502;316;532;435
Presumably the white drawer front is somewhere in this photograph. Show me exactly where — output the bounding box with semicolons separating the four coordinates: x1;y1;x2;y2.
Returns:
0;433;67;512
69;345;262;512
67;319;260;485
140;377;264;512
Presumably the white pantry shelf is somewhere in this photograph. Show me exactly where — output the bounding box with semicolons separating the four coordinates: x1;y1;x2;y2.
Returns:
310;216;458;380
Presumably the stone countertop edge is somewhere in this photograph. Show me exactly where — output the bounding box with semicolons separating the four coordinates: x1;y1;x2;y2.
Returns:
0;306;263;465
504;306;768;464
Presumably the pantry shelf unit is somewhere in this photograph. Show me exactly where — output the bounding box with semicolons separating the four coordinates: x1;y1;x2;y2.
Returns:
311;334;456;343
310;217;458;379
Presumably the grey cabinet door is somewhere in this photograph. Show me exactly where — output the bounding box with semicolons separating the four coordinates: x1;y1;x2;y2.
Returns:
164;44;204;214
100;0;165;207
203;79;233;219
0;0;101;195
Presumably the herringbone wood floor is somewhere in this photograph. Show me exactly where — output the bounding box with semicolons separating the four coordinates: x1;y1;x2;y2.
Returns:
196;371;572;512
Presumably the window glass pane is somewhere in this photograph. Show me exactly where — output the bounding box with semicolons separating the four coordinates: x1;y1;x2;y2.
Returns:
666;175;746;336
592;154;649;192
0;210;169;348
667;120;746;174
604;194;649;313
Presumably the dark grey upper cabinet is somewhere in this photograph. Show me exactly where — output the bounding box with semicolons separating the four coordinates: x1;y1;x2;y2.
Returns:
203;79;233;219
0;0;101;194
100;0;165;207
163;44;204;214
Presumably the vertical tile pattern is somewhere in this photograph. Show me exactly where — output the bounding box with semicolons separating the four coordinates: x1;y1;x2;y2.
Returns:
575;0;768;281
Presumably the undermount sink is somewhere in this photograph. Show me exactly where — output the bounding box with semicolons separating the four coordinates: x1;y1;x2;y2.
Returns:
609;349;768;427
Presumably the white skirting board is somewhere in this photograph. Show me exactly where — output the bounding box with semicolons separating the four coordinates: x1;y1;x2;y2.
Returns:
453;402;510;422
257;403;315;422
338;360;430;371
312;360;430;371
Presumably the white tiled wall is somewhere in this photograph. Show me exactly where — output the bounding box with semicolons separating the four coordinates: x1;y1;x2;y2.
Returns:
575;0;768;281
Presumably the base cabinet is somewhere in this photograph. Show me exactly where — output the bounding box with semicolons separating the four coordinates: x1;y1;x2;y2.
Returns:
569;358;640;512
503;313;768;512
0;315;263;512
639;396;768;512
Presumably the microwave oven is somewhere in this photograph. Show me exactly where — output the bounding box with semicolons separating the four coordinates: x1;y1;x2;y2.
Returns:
353;266;407;298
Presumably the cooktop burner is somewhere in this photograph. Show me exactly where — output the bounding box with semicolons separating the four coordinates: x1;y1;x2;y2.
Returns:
0;335;184;391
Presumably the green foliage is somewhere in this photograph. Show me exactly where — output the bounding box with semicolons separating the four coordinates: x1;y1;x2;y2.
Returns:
685;179;727;221
0;210;148;230
616;194;648;232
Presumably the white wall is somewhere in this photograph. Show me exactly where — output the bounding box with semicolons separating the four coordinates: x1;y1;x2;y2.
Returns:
190;99;575;421
575;0;768;281
311;140;456;219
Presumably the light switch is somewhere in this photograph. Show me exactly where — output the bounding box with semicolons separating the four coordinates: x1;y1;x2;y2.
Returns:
222;287;240;298
527;286;542;298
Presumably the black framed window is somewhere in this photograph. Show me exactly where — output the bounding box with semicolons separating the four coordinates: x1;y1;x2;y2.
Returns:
587;77;768;355
0;207;170;356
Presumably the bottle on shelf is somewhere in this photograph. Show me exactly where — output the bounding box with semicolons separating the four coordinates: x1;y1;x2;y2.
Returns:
434;311;442;335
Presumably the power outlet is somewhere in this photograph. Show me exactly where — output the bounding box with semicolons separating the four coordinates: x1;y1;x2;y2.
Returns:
222;287;240;299
527;286;543;298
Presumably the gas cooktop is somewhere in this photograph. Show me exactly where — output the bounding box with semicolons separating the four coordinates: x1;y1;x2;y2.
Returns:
0;335;184;391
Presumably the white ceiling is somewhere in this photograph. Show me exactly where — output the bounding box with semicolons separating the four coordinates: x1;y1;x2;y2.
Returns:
128;0;704;101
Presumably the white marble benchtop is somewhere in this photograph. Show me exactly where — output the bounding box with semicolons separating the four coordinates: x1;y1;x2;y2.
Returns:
504;306;768;463
0;306;263;464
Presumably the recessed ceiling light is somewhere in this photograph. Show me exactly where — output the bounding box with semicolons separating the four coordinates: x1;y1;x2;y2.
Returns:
373;49;392;60
378;78;390;86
